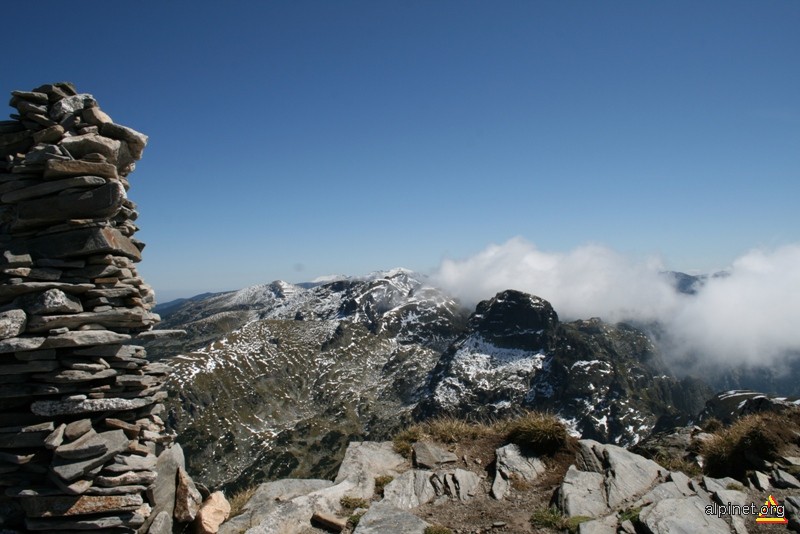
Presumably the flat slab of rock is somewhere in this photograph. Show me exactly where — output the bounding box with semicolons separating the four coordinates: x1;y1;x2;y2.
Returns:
20;492;142;517
593;441;665;508
100;122;148;159
55;429;107;459
21;226;141;261
218;479;333;534
32;396;155;416
702;476;739;495
51;429;129;481
18;288;83;315
147;510;172;534
334;441;406;492
311;511;347;532
1;175;106;203
63;419;92;441
714;488;748;508
26;307;152;333
558;465;609;518
640;480;691;503
639;495;730;534
196;491;230;534
25;509;146;530
16;181;125;228
452;468;480;501
174;466;202;522
578;514;619;534
0;282;94;301
141;443;184;533
0;336;46;353
382;469;436;509
750;470;771;491
772;468;800;489
59;133;122;165
41;330;132;349
492;443;546;500
106;453;157;472
352;501;429;534
412;441;457;469
43;157;118;180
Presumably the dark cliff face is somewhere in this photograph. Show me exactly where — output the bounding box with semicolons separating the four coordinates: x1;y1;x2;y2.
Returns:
468;290;559;350
159;280;711;491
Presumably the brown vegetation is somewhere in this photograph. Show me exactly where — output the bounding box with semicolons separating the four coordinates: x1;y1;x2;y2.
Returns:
701;410;800;478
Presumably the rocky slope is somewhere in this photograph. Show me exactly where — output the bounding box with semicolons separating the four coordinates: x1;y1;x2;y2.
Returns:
219;435;800;534
157;271;711;493
162;271;470;489
220;395;800;534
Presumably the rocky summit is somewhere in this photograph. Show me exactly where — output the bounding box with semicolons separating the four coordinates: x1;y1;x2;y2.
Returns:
159;275;710;493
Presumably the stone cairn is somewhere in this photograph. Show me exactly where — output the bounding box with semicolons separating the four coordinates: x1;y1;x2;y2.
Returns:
0;83;202;533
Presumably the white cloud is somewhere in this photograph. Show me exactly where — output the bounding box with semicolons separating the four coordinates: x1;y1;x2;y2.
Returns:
432;237;800;367
665;244;800;366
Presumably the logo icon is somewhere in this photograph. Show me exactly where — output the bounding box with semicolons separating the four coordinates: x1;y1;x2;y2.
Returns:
756;495;788;524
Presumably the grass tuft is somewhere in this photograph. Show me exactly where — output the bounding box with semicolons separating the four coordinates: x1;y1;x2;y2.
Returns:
530;507;591;533
619;505;643;524
424;526;453;534
347;511;366;528
702;417;723;433
393;427;423;457
701;411;800;478
652;452;702;477
227;484;258;519
340;495;369;511
505;412;568;456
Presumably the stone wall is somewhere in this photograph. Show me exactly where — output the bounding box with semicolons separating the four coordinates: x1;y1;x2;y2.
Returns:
0;83;191;532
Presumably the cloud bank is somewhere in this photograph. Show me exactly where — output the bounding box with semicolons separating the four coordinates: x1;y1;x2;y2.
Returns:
432;237;800;367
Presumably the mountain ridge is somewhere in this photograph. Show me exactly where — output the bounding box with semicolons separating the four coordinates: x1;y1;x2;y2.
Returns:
156;270;711;492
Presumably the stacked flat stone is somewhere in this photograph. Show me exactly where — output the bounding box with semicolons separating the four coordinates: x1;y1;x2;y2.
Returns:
0;83;174;533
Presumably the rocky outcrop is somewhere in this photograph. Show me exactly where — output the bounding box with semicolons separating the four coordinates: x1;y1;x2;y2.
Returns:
490;443;545;500
554;439;785;534
222;435;792;534
0;83;192;532
699;389;800;425
221;441;408;534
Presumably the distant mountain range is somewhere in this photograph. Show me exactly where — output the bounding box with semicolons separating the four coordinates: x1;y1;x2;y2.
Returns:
154;270;714;492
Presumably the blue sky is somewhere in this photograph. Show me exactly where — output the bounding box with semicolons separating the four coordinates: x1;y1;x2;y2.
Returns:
4;1;799;302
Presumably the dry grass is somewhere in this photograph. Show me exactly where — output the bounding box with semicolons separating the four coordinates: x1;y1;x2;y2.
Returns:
505;412;568;456
227;484;258;519
374;475;394;498
347;511;366;529
701;411;800;478
424;527;453;534
393;416;494;457
530;507;591;533
702;417;724;433
652;452;702;477
393;426;424;458
393;411;571;459
340;495;370;511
